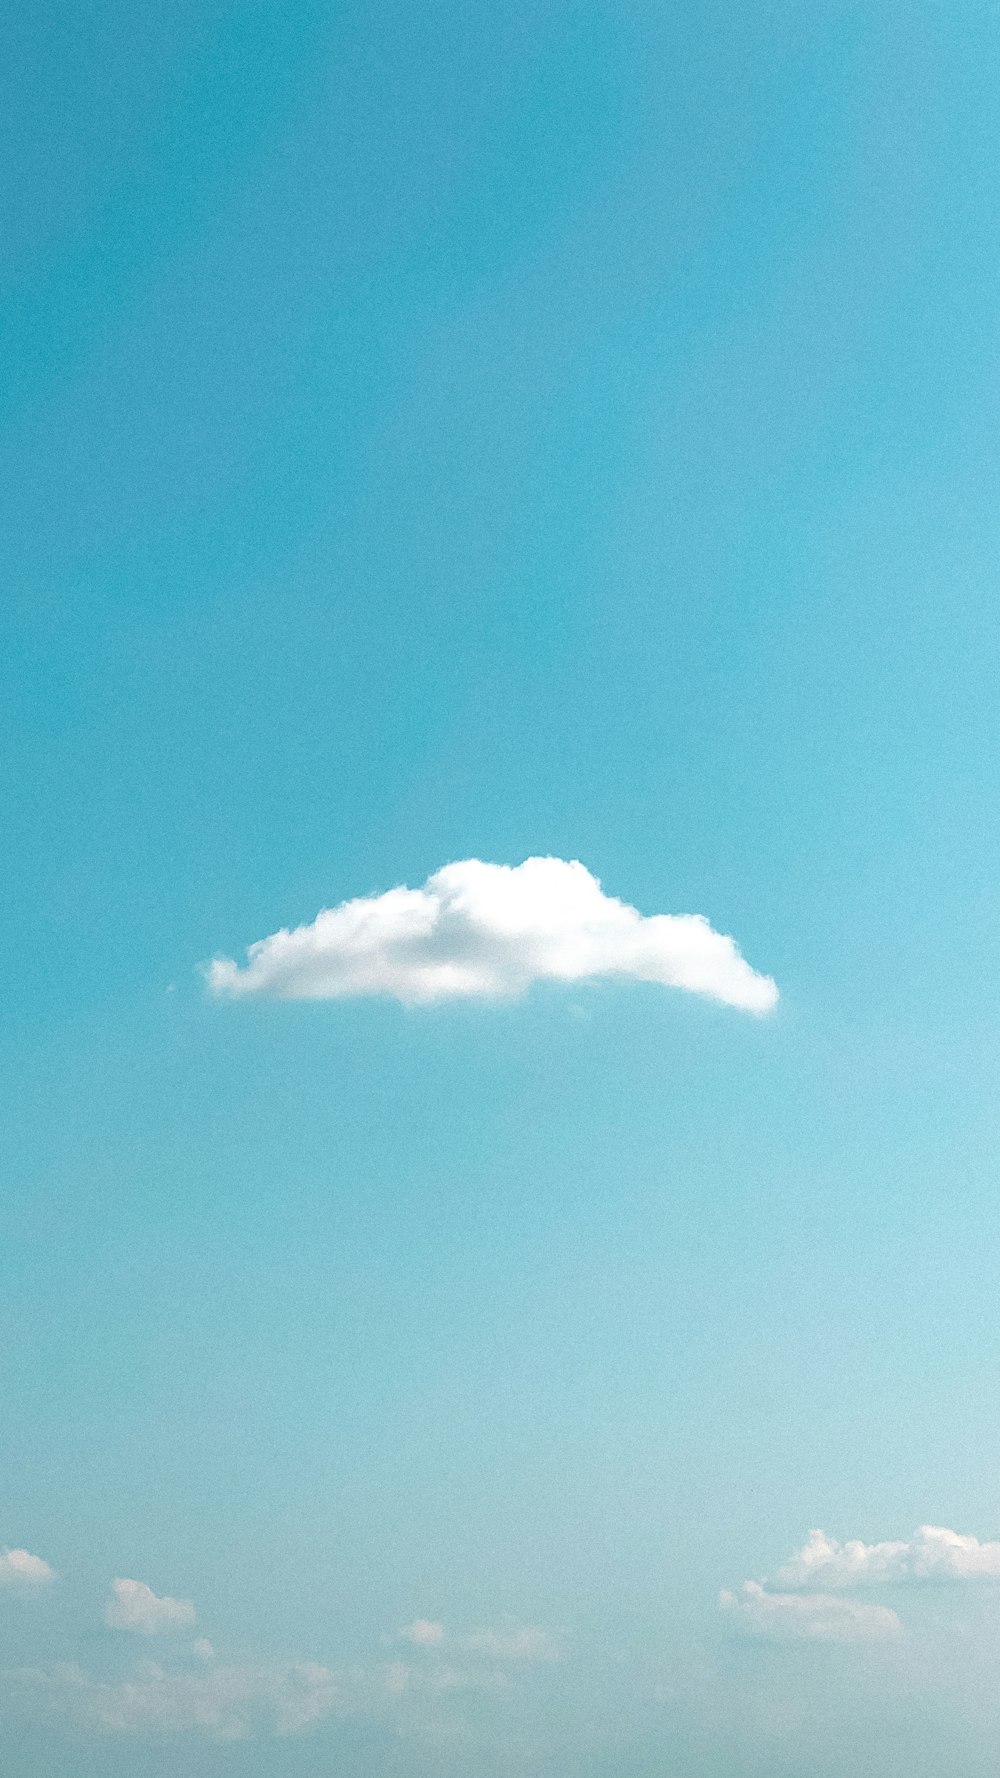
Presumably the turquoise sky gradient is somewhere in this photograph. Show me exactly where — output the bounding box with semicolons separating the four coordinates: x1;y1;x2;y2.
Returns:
4;3;1000;1772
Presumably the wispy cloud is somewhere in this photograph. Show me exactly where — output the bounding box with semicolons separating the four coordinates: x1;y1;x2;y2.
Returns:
5;1622;556;1744
1;1574;561;1748
775;1526;1000;1589
398;1619;446;1647
104;1578;197;1635
396;1620;559;1663
719;1581;902;1642
6;1655;341;1742
0;1549;55;1588
207;857;777;1013
462;1626;559;1661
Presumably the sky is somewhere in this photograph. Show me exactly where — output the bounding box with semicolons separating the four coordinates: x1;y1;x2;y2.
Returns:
3;1;1000;1772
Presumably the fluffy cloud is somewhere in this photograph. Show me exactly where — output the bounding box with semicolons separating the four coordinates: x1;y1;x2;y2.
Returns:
720;1582;902;1642
0;1549;55;1588
775;1526;1000;1590
104;1579;196;1635
207;857;777;1013
720;1523;1000;1645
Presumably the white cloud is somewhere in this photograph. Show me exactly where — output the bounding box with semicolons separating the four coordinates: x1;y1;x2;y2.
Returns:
720;1581;902;1642
0;1549;55;1588
775;1526;1000;1590
2;1587;559;1748
104;1578;196;1635
398;1620;445;1647
207;857;777;1014
6;1656;341;1742
3;1642;526;1743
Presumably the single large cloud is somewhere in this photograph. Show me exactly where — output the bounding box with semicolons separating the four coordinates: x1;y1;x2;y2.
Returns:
719;1582;901;1642
775;1526;1000;1589
207;858;777;1013
0;1549;55;1588
104;1579;196;1635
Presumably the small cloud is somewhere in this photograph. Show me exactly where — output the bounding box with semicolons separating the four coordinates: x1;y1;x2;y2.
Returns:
191;1639;215;1663
0;1548;55;1588
383;1660;410;1695
104;1578;196;1636
720;1581;902;1642
774;1526;1000;1589
206;857;777;1014
398;1620;445;1647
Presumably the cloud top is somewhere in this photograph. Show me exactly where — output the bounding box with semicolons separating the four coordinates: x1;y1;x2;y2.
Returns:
719;1582;902;1642
721;1523;1000;1643
104;1579;196;1635
207;857;777;1013
775;1526;1000;1590
0;1548;55;1588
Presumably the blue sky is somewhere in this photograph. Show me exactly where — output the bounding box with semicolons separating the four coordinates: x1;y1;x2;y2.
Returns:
4;2;1000;1772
